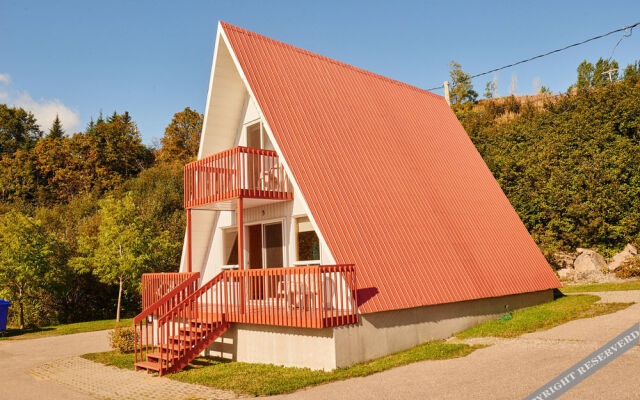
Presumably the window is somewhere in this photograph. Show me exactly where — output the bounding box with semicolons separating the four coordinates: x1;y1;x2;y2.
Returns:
296;217;320;263
222;229;238;266
246;122;274;150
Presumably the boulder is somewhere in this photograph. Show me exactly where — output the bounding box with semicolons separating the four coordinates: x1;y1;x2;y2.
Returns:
557;268;575;279
607;244;638;271
573;249;606;274
552;252;576;270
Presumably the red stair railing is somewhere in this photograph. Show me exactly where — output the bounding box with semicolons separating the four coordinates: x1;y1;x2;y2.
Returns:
156;272;228;375
134;272;199;366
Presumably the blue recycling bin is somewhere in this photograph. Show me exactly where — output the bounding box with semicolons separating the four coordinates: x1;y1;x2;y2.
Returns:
0;300;11;332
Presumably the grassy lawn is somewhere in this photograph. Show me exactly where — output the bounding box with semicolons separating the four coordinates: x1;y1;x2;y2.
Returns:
1;318;133;340
83;340;482;396
456;294;632;339
560;280;640;293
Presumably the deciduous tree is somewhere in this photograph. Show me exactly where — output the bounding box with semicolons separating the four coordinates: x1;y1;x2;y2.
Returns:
158;107;203;163
72;194;170;321
0;211;61;328
448;61;478;104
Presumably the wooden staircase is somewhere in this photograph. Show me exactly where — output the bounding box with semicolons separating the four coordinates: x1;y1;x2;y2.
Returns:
135;319;229;375
133;271;230;376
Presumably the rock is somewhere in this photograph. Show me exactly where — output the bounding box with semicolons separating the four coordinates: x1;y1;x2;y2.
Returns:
552;252;576;270
557;268;575;279
573;249;606;274
607;244;638;271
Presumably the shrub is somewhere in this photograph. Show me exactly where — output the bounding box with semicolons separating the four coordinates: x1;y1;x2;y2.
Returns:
614;257;640;279
109;326;135;353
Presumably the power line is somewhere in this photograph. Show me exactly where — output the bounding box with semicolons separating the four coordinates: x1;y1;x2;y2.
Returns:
427;21;640;91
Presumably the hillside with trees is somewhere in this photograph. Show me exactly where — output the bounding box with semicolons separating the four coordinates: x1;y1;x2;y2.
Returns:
453;57;640;261
0;106;201;327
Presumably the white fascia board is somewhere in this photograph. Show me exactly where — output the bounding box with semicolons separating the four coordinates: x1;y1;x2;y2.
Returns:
197;23;223;160
218;26;336;265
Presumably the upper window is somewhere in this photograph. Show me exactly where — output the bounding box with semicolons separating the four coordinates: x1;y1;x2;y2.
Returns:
296;217;320;262
245;122;274;150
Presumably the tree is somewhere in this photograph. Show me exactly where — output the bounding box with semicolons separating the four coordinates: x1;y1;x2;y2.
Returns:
0;211;61;328
576;60;595;90
624;61;640;83
0;105;42;154
574;58;619;90
73;194;167;321
484;80;496;99
48;115;64;138
539;86;552;95
158;107;203;163
592;58;619;87
448;61;478;105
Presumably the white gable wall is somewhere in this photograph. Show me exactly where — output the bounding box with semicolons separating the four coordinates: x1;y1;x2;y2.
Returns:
197;95;331;282
182;26;336;278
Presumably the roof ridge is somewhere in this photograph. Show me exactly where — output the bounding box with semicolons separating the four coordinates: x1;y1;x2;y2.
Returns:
220;22;443;100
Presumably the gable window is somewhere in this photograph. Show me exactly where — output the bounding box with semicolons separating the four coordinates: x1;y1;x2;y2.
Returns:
246;121;274;150
295;217;320;265
222;228;238;267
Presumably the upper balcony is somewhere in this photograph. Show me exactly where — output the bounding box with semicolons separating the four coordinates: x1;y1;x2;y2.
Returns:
184;146;293;210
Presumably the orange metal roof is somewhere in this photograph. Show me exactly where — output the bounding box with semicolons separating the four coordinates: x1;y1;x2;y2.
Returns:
221;22;561;313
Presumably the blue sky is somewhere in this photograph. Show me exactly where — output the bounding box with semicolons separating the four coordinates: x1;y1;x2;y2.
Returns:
2;1;639;145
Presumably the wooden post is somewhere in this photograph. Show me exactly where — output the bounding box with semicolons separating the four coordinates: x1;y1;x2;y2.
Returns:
237;197;244;313
186;209;192;273
237;198;244;269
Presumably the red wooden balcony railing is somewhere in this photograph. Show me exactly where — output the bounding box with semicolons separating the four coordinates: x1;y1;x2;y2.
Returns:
141;272;199;312
184;146;293;208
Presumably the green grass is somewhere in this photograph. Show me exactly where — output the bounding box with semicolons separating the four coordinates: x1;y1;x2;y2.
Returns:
456;294;632;339
83;340;482;396
560;280;640;293
0;318;133;340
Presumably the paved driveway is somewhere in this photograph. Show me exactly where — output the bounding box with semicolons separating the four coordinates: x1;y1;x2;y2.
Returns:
0;330;111;400
0;329;234;400
273;291;640;400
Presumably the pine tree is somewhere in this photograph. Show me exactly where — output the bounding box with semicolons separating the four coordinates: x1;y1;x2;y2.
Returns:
48;115;64;138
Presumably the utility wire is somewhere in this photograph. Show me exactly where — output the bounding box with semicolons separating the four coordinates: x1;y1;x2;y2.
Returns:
427;21;640;91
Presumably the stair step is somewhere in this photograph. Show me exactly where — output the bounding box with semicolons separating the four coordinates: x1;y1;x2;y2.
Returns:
146;352;179;362
135;361;161;372
179;326;206;334
168;334;205;343
158;344;186;353
188;319;219;328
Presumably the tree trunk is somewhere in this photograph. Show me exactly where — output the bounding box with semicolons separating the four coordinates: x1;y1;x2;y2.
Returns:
116;276;123;322
19;301;24;330
18;286;24;329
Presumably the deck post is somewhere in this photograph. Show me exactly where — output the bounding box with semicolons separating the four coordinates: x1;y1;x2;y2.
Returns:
237;197;245;313
186;209;192;273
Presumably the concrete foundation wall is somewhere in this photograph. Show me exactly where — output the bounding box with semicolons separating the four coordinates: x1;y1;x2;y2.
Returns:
333;289;554;368
206;323;337;371
205;289;554;370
